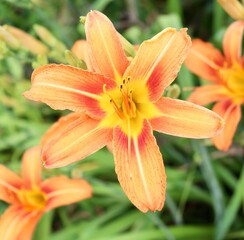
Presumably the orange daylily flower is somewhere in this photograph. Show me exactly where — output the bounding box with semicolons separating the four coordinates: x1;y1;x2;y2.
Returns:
218;0;244;20
24;11;224;212
185;20;244;151
0;146;92;240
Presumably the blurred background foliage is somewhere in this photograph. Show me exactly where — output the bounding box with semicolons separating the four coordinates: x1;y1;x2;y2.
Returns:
0;0;244;240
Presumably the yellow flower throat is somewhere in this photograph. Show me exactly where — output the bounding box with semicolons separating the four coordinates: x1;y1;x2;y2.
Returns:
219;62;244;103
17;186;47;211
100;77;160;137
104;77;137;120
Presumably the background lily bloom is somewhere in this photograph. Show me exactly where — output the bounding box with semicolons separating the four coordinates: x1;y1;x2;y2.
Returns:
218;0;244;20
24;10;224;212
0;146;92;240
185;20;244;151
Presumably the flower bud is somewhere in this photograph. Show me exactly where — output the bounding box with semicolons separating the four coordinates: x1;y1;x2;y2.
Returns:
0;26;20;50
65;50;87;69
33;24;66;51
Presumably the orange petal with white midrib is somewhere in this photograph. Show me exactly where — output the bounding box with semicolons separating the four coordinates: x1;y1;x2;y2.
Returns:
21;146;42;188
212;100;241;151
185;39;225;83
223;21;244;65
41;112;80;147
188;84;228;106
150;97;224;138
85;10;129;80
24;64;116;119
124;28;191;101
42;176;92;211
113;121;166;212
0;205;42;240
42;113;113;168
0;165;22;204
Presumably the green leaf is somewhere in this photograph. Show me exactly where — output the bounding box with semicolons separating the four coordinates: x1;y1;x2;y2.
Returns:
216;166;244;240
192;140;224;229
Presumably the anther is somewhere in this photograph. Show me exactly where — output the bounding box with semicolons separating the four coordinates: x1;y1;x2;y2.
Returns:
103;84;107;93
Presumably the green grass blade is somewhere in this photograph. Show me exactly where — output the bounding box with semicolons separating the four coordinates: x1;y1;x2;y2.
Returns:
216;166;244;240
213;162;237;190
166;193;183;225
33;211;53;240
177;64;195;100
166;0;182;18
212;0;226;34
192;141;224;228
146;212;175;240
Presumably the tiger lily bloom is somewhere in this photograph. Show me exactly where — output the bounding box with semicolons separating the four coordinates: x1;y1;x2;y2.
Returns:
24;11;224;212
218;0;244;20
0;146;92;240
185;21;244;151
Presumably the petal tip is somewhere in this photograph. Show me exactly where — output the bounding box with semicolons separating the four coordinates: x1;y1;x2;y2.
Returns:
214;115;226;137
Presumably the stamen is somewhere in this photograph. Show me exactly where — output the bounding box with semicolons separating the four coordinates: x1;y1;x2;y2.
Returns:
110;98;124;120
103;84;124;120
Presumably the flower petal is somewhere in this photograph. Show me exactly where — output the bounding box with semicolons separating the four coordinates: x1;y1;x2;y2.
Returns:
42;112;113;168
188;84;228;105
42;176;92;211
212;100;241;151
218;0;244;20
0;165;22;203
4;25;48;55
150;97;224;138
85;10;129;80
223;20;244;65
0;205;42;240
24;64;116;119
185;39;225;83
124;28;191;101
21;146;42;188
113;120;166;212
71;40;93;70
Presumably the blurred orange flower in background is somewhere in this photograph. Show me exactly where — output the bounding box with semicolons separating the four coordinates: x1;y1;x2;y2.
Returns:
218;0;244;20
24;11;224;212
0;25;48;54
185;20;244;151
0;146;92;240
